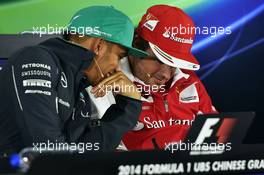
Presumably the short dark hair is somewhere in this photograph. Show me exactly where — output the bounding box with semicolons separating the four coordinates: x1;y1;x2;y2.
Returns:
133;33;149;51
62;33;91;42
62;33;70;40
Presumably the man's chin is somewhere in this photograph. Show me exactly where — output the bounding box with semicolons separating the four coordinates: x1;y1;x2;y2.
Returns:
91;76;105;87
149;80;166;87
148;83;166;90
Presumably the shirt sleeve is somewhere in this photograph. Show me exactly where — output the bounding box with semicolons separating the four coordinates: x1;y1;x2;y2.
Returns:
10;46;66;147
78;95;142;150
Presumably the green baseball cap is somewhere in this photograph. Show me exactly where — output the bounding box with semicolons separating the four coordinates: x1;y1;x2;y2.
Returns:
67;6;148;57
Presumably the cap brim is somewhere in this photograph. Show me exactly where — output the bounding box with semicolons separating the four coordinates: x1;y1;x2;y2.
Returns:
149;42;200;71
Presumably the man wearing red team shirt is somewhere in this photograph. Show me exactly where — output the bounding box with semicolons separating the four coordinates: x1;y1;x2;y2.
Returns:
121;5;218;150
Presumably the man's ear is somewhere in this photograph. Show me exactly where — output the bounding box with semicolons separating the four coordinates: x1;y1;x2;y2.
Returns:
92;38;105;55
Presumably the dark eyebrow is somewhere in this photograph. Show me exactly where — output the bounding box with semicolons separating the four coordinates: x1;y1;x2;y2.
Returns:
149;56;157;59
120;52;127;58
146;56;164;64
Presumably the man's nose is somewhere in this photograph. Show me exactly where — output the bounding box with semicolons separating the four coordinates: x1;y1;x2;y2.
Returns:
159;64;174;81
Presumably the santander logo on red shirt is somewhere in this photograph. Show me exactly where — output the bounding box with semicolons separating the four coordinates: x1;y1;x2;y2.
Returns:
162;27;194;44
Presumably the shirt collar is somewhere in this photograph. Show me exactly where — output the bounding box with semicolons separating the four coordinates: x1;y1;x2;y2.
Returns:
170;67;190;87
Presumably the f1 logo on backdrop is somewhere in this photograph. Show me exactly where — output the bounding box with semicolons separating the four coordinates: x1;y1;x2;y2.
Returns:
185;112;254;155
187;116;238;155
195;118;237;144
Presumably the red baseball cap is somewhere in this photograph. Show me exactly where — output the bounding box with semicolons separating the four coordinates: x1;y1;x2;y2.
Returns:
137;5;200;70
